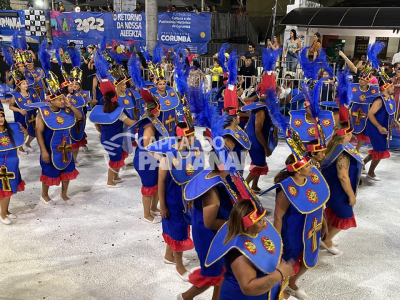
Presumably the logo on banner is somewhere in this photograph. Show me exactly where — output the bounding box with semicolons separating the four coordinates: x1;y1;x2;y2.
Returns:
74;17;104;33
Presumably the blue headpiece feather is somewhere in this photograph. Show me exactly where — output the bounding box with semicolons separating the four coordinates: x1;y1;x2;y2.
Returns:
261;47;282;72
11;31;19;50
337;68;351;107
54;44;63;66
298;47;319;80
193;84;218;128
140;46;151;63
38;39;52;74
19;31;27;51
368;41;386;69
266;89;289;133
310;77;328;119
317;48;333;77
2;46;14;67
227;50;239;85
109;50;124;65
128;55;145;89
100;36;107;53
218;43;230;72
94;49;110;79
152;43;163;65
174;56;189;97
66;47;81;68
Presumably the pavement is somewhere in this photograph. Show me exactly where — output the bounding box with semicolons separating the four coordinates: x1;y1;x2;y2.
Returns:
0;107;399;300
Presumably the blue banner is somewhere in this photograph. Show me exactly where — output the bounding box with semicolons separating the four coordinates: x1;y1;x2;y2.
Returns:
158;12;211;54
0;10;25;37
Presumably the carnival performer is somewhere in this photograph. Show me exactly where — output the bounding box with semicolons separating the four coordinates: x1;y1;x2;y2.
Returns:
205;198;295;300
35;71;81;205
57;47;87;166
23;50;46;101
147;119;205;280
128;55;147;119
0;109;26;225
177;90;236;300
8;69;40;153
133;87;168;223
320;70;364;254
260;90;330;300
89;79;138;187
364;67;399;181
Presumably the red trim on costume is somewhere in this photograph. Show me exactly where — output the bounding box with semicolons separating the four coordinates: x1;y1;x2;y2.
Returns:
249;162;269;176
60;169;79;181
356;133;370;143
368;149;390;160
141;184;158;196
325;207;357;230
162;229;194;252
40;174;61;186
0;181;26;198
188;267;225;288
72;139;88;149
108;151;129;169
132;141;137;147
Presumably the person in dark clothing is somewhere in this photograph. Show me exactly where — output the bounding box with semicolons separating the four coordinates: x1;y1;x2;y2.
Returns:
239;56;257;90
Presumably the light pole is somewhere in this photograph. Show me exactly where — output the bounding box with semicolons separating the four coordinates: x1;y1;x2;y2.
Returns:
146;0;158;54
271;0;278;41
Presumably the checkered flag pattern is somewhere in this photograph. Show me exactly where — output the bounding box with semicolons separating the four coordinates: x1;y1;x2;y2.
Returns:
24;9;46;37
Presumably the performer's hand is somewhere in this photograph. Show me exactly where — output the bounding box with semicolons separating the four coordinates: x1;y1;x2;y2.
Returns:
278;259;294;278
64;94;72;108
378;126;388;135
338;50;345;58
20;109;28;116
349;195;356;206
41;151;50;163
160;207;169;219
265;147;272;157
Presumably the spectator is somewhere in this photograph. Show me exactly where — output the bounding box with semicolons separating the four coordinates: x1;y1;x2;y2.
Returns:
171;5;177;12
136;2;143;12
212;5;218;13
267;36;280;50
241;42;259;61
193;4;198;13
189;60;204;88
392;49;400;65
209;59;223;88
319;70;335;103
283;29;301;72
187;6;194;13
356;54;366;69
235;5;246;14
166;4;172;12
185;48;197;65
85;5;91;11
58;1;65;12
80;47;89;61
308;32;321;61
239;56;257;90
392;63;400;107
206;6;212;13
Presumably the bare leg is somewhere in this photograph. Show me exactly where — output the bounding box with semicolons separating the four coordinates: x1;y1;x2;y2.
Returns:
113;168;121;181
41;182;51;201
25;136;35;148
355;140;365;152
164;245;174;262
211;285;221;300
368;159;381;178
72;149;79;163
0;197;11;219
324;225;342;248
288;262;308;291
174;251;188;275
363;154;372;165
151;191;159;213
251;176;261;190
246;173;255;185
61;180;70;201
182;286;210;300
107;168;118;186
142;195;155;221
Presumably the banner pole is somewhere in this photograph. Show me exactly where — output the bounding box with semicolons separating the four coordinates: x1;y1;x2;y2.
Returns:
146;0;158;55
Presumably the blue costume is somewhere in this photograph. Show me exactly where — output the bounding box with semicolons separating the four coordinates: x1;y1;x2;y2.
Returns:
27;67;46;101
0;122;25;197
242;101;276;176
222;126;250;172
349;84;379;142
184;169;236;287
133;116;168;196
68;90;87;149
38;105;79;186
366;94;396;160
147;138;205;251
322;143;363;229
10;90;40;137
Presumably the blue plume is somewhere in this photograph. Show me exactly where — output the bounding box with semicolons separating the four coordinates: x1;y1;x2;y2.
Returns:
310;77;328;119
195;85;218;128
128;55;145;88
337;68;351;107
227;50;239;85
100;36;107;52
317;48;333;77
109;50;123;65
12;31;19;50
66;47;81;68
54;44;63;66
140;46;151;62
152;43;163;65
218;42;230;72
298;47;319;80
38;40;52;74
261;47;282;72
94;49;109;79
266;89;289;133
174;59;189;97
19;31;27;51
368;41;386;69
188;85;202;119
2;46;14;67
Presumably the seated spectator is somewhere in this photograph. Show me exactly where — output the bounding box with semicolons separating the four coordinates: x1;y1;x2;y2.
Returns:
241;42;258;61
239;56;257;90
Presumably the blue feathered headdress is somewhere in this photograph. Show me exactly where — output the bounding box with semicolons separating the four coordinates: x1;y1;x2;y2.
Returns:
174;55;189;97
38;39;52;75
152;43;163;65
337;68;351;107
266;89;289;133
261;47;282;72
317;48;333;77
227;50;240;85
368;41;386;69
298;47;319;80
94;49;110;79
128;55;145;89
100;36;107;53
218;43;230;72
140;46;151;63
310;77;329;119
54;44;63;66
66;47;81;68
109;50;123;65
11;31;19;50
2;46;14;67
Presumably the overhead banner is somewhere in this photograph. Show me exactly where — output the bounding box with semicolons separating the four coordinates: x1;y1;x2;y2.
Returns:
0;10;25;37
157;12;211;54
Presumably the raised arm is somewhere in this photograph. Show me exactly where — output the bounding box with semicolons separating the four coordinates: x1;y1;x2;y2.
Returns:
338;51;357;73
